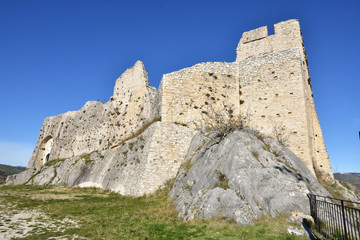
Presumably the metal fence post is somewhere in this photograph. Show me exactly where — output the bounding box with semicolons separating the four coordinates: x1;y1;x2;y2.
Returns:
314;195;320;233
341;200;348;240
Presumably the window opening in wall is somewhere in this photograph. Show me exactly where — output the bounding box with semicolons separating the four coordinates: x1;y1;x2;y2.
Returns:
268;25;275;35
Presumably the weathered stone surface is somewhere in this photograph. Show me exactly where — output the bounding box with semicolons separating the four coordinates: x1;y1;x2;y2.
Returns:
160;19;332;178
7;122;195;196
8;19;333;198
170;129;330;225
28;60;159;168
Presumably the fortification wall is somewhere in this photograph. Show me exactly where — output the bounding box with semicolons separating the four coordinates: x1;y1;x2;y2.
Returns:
28;61;160;168
238;49;316;174
237;19;332;177
160;19;332;178
236;19;303;62
11;121;195;196
160;62;240;127
25;18;332;192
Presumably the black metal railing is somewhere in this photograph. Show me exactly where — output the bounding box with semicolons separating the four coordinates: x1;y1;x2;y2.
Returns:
308;194;360;240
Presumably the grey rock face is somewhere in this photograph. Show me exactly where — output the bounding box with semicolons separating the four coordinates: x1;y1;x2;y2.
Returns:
170;129;330;226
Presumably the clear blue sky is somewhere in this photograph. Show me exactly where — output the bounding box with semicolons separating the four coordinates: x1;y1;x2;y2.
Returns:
0;0;359;172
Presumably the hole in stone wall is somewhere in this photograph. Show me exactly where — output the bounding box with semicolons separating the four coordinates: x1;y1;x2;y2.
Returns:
290;92;293;95
268;25;275;35
36;136;53;166
320;165;323;167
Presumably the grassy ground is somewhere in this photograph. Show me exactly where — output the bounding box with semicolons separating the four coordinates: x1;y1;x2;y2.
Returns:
0;183;307;240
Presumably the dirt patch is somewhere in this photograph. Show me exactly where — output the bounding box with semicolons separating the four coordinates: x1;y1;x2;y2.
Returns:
0;199;80;240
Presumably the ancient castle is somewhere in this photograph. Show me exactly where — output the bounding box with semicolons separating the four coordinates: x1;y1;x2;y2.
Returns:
20;19;332;195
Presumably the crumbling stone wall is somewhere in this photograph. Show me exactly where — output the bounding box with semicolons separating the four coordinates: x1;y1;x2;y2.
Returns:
24;19;333;196
28;61;159;168
10;121;195;196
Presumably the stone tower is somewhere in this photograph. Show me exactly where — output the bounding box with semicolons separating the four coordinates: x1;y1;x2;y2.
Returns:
160;19;332;178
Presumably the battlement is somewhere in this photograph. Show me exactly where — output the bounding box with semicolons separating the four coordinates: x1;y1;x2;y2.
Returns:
236;19;303;62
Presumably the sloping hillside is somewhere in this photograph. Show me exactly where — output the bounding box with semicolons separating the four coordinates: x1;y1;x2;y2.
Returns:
334;173;360;191
0;164;26;182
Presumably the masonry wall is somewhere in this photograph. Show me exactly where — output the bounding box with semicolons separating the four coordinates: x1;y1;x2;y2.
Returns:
238;49;315;174
236;19;332;177
27;18;332;186
160;19;332;178
160;62;240;127
28;61;160;168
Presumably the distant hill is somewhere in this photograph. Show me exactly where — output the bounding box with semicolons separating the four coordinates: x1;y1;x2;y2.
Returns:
0;164;26;182
334;173;360;191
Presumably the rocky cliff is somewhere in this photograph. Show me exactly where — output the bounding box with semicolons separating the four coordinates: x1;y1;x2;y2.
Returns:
170;129;330;225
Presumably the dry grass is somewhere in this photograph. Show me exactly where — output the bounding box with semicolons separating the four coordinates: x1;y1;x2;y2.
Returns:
0;184;307;239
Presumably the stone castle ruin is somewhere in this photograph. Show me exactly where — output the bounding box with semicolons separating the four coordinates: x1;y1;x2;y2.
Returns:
8;19;333;196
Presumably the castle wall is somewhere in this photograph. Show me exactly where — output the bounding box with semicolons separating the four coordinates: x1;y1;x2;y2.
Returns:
160;19;332;178
160;62;240;127
236;19;332;177
25;18;332;195
28;61;160;168
236;19;303;62
12;121;195;196
238;49;315;174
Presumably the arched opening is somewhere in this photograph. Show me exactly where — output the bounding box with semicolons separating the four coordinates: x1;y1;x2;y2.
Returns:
45;153;50;163
35;136;53;166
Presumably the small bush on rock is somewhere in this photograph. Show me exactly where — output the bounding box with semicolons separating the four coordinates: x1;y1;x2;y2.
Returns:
195;104;251;143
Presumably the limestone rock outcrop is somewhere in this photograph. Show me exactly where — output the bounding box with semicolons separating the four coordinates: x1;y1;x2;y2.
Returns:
170;129;330;225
